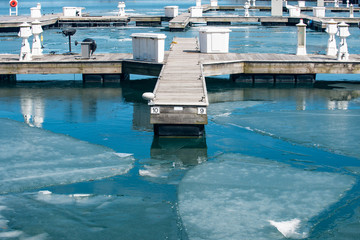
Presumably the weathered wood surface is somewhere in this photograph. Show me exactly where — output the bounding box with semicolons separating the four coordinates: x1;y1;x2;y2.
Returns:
201;53;360;76
0;14;61;29
169;13;191;30
0;53;132;74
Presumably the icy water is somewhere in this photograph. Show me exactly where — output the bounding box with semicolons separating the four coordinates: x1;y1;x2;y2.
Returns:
1;0;360;239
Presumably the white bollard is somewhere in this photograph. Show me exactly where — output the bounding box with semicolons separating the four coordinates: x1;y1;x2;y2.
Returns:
346;0;349;8
118;2;126;16
337;22;350;61
350;4;354;18
296;19;307;55
31;20;43;56
18;22;32;61
244;1;250;17
334;0;339;8
252;0;256;7
326;19;338;56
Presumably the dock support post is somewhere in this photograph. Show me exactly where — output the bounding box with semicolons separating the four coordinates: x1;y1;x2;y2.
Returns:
0;74;16;83
296;19;307;56
350;4;354;18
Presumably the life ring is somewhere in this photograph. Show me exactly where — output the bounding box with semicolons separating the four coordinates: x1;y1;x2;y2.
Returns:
10;0;17;8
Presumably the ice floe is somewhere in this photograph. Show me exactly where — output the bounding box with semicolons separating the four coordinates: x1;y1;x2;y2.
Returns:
0;118;134;194
178;153;355;240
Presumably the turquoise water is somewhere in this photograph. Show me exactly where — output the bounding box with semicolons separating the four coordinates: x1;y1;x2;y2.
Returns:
1;1;360;239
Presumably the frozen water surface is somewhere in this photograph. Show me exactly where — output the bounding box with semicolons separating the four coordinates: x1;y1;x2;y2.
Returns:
179;153;355;240
0;118;134;194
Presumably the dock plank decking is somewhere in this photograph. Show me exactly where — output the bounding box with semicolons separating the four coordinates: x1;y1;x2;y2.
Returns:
149;37;208;131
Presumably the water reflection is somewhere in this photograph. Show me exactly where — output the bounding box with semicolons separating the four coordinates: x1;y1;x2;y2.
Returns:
150;136;207;166
20;95;45;128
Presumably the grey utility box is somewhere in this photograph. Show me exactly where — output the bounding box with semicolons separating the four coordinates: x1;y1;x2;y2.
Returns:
80;42;92;59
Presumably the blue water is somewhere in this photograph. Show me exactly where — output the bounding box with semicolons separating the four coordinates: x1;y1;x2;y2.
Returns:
1;1;360;239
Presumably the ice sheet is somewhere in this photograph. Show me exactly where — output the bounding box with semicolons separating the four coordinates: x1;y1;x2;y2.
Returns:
0;191;179;240
178;153;354;240
215;109;360;160
0;119;134;194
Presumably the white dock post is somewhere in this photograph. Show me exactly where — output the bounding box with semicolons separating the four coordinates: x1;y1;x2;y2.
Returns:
296;19;307;56
326;19;338;56
31;20;43;56
317;0;324;7
337;22;350;61
349;4;354;18
244;1;250;17
117;2;126;16
334;0;339;8
18;22;32;61
9;0;18;16
210;0;218;7
346;0;350;8
252;0;256;7
196;0;201;7
271;0;283;17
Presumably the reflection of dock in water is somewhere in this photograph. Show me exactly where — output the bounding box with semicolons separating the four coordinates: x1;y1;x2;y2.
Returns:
151;136;207;166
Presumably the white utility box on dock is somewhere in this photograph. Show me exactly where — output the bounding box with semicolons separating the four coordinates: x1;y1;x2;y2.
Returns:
288;6;301;17
313;7;325;17
165;6;179;18
190;7;203;17
63;7;84;17
131;33;166;63
199;28;231;53
30;7;41;18
210;0;218;7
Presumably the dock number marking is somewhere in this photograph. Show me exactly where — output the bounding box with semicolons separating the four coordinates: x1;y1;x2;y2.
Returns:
151;107;160;114
198;107;206;115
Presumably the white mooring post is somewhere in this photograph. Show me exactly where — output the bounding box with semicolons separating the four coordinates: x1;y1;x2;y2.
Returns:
31;20;43;56
317;0;324;7
326;19;338;56
118;2;126;16
350;4;354;18
334;0;339;8
252;0;256;7
337;22;350;61
244;1;250;17
271;0;283;17
18;22;32;61
9;0;18;16
296;19;307;55
346;0;350;8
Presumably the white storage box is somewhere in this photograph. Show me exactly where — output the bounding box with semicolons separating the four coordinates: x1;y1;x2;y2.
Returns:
199;28;231;53
131;33;167;63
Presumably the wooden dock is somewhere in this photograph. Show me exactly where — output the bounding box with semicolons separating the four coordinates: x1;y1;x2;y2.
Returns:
150;37;208;136
2;38;360;135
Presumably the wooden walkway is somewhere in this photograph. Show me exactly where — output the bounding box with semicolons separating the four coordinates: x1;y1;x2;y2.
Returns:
150;37;208;132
